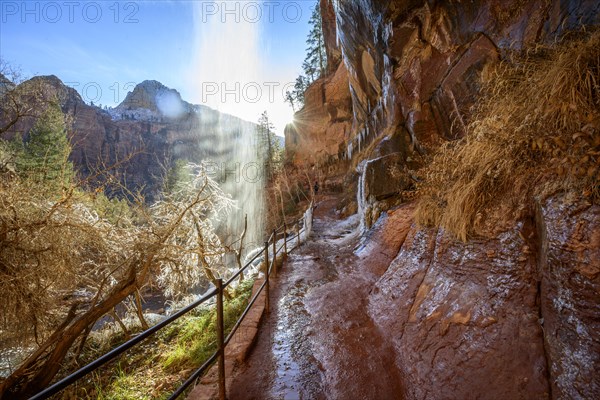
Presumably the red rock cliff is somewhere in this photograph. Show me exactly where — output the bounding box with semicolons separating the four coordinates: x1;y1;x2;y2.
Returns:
287;1;600;399
288;0;600;163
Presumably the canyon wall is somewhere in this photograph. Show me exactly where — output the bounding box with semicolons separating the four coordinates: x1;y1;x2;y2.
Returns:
288;0;600;167
368;193;599;399
287;0;600;398
3;76;257;202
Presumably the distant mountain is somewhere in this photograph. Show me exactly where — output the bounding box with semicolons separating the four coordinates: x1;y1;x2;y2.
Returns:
112;80;192;121
0;75;260;202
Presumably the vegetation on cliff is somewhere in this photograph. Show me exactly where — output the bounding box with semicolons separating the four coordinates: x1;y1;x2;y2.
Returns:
285;1;327;111
416;31;600;240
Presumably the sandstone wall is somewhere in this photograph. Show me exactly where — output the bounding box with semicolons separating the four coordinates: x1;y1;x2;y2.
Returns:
367;195;599;399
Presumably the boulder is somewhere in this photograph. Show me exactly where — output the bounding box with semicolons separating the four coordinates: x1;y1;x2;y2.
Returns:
369;222;550;399
363;153;410;202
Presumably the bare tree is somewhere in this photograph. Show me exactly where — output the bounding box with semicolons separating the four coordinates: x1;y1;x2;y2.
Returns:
0;162;233;398
0;61;53;137
0;62;240;398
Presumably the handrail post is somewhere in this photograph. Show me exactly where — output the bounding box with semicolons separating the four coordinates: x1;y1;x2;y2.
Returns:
264;241;270;314
283;222;287;256
216;279;226;400
272;229;277;277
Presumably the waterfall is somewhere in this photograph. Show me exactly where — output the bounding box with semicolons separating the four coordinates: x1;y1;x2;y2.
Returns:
190;2;267;254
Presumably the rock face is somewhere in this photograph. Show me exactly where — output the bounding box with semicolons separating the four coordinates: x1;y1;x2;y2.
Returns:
289;0;600;165
284;0;353;167
116;80;182;113
285;62;353;166
287;0;600;398
357;152;412;230
320;0;341;75
369;221;550;399
538;196;600;399
367;196;600;400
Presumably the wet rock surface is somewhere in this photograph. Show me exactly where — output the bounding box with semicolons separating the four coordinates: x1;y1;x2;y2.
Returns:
369;223;550;399
538;195;600;399
283;1;600;399
362;153;411;203
231;195;599;400
367;194;600;400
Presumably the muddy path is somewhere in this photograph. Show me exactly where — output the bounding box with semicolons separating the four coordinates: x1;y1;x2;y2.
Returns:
229;196;404;400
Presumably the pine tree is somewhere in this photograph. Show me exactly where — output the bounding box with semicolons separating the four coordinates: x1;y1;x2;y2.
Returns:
284;75;309;111
285;2;326;112
303;3;326;83
293;75;308;105
257;111;281;177
164;158;191;194
284;90;297;112
17;102;74;186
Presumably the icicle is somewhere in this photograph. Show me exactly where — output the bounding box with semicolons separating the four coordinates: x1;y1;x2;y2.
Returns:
356;160;368;233
358;133;362;153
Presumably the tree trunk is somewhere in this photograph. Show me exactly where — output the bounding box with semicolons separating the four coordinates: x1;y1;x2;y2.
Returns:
134;290;149;330
109;308;131;336
73;323;93;365
191;211;231;300
0;265;139;399
236;215;248;283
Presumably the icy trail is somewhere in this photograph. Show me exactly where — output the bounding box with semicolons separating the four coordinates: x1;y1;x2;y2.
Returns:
229;195;407;400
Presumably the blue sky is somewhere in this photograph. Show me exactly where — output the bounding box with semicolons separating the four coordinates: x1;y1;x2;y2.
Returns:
0;0;318;134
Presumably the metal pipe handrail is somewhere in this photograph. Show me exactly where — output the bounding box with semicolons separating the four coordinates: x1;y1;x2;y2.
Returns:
29;287;218;400
29;203;314;400
223;246;265;287
224;278;267;346
167;350;219;400
172;275;272;400
274;215;305;234
268;256;276;275
30;244;264;399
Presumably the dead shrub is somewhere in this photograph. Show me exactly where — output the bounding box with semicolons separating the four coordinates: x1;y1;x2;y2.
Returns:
416;31;600;240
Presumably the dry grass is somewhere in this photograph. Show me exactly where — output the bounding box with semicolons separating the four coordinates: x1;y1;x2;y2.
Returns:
415;31;600;240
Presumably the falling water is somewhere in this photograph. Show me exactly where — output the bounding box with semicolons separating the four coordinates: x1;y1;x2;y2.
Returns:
190;2;267;253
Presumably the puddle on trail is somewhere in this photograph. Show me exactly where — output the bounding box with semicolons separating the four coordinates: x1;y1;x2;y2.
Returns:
270;279;324;400
271;283;307;399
